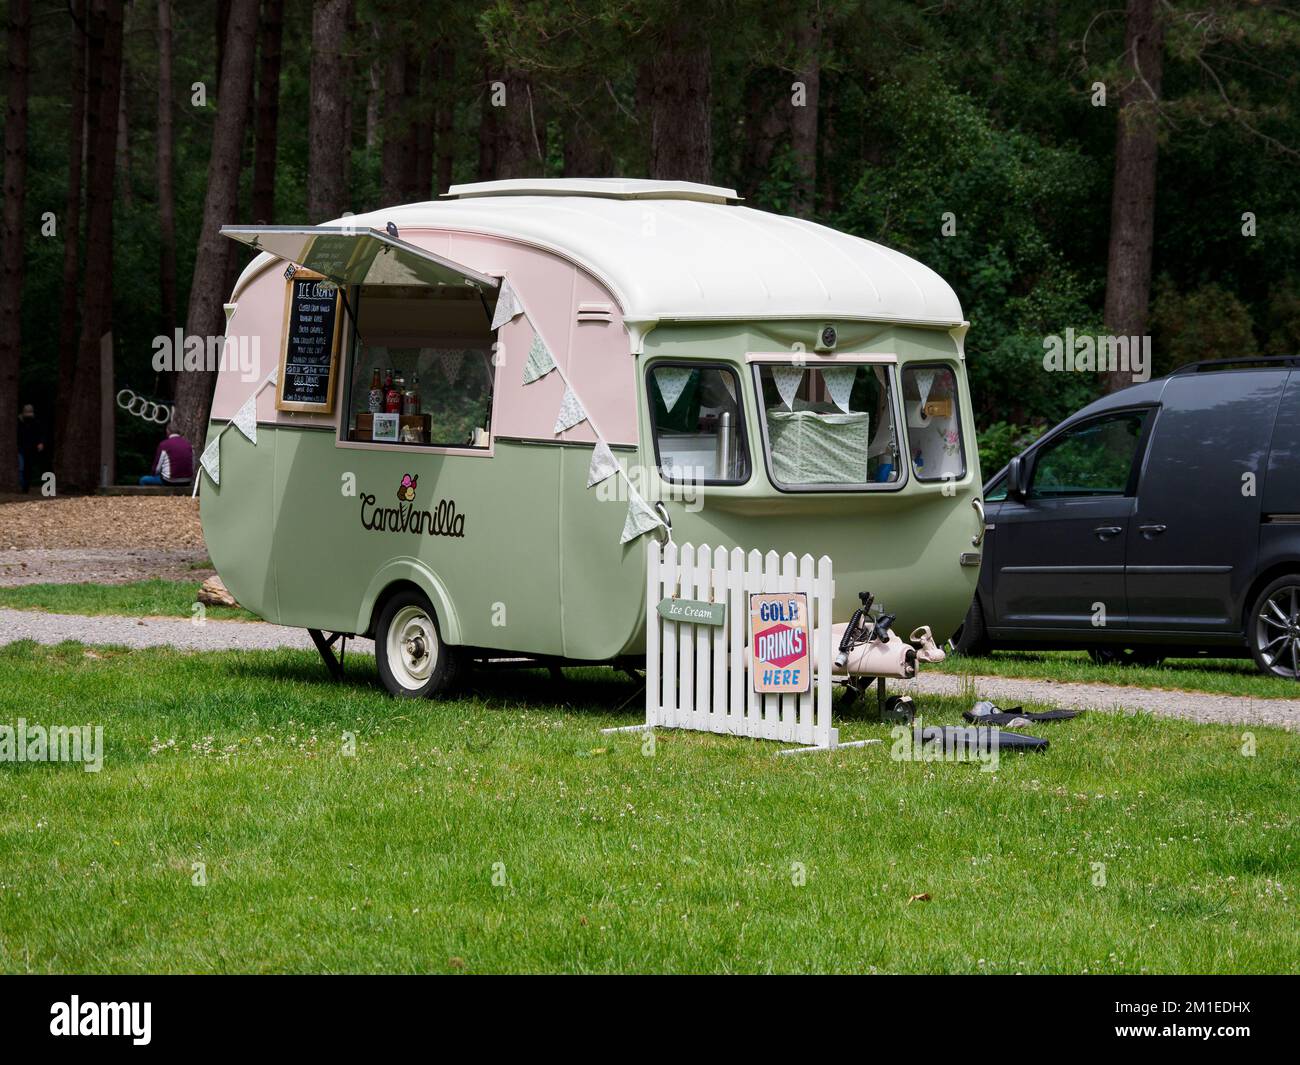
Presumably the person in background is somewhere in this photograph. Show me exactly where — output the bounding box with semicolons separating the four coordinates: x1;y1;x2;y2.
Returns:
16;404;45;493
139;423;194;486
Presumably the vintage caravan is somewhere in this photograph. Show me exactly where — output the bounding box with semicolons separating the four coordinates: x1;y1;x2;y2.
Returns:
203;178;983;696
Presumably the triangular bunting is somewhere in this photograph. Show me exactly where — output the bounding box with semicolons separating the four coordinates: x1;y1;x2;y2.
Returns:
439;349;461;382
620;489;665;544
822;366;857;414
490;279;522;331
772;365;804;410
199;436;221;486
587;441;620;488
523;332;556;384
553;386;588;434
915;368;937;406
653;367;694;413
232;394;258;444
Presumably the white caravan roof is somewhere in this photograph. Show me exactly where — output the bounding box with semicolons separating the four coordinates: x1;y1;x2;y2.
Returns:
233;178;963;328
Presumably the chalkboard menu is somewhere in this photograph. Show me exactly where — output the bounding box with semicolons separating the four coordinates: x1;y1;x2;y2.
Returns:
276;271;342;413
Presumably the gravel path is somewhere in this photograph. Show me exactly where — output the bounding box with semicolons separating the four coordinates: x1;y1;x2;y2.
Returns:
901;671;1298;731
0;547;213;587
1;607;1295;730
0;606;373;655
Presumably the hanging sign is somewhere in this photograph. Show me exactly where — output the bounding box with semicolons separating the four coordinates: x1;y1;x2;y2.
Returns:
657;597;726;627
276;270;342;413
749;592;811;693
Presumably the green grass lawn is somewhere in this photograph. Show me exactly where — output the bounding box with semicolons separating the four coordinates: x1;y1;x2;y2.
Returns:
0;640;1295;974
0;580;258;622
939;648;1300;700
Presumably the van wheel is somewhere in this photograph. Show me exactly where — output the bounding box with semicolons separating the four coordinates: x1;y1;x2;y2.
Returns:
1086;647;1165;668
374;589;458;698
1249;576;1300;680
950;596;990;657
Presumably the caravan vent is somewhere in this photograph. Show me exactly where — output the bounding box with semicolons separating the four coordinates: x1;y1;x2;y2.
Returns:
577;302;614;323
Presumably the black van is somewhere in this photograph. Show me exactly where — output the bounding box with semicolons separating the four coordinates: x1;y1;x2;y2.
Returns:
956;356;1300;678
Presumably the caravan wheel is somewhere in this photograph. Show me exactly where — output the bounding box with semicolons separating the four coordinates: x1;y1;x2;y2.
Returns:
375;590;458;698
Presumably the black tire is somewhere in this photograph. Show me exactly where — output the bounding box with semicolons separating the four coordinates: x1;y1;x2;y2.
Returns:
374;588;459;698
1086;646;1166;668
1248;574;1300;680
950;595;991;657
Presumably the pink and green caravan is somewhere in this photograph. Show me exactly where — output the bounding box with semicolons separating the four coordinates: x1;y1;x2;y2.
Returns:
201;178;982;696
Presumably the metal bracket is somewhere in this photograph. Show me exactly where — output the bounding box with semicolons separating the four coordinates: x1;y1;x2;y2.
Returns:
307;629;348;682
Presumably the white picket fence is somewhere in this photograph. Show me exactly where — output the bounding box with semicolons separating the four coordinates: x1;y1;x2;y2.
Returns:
644;542;837;749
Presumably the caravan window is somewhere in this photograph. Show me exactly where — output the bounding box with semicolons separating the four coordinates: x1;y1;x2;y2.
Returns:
901;364;966;482
753;362;902;490
343;285;496;449
647;364;750;484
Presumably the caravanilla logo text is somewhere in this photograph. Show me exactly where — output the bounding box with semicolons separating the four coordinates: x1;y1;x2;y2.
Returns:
359;475;465;538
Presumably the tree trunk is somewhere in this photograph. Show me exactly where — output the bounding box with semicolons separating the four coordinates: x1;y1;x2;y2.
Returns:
562;108;611;177
494;69;541;179
55;0;88;454
434;42;453;194
307;0;349;221
171;0;259;449
250;0;283;224
414;53;434;199
59;0;125;492
644;22;711;182
115;12;131;208
477;63;498;180
0;0;32;493
789;15;821;218
1102;0;1164;393
157;0;177;341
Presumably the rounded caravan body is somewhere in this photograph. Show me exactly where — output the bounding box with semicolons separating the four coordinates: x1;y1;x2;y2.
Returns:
203;179;982;685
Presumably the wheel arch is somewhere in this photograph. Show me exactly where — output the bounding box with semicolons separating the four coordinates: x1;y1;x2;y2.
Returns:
1241;560;1300;631
357;558;461;645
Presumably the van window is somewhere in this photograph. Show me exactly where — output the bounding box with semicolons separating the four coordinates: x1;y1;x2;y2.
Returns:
753;362;901;489
647;364;749;484
1029;411;1149;499
343;285;496;448
901;365;965;482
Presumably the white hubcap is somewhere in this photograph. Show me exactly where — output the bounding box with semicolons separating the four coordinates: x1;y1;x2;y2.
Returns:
386;605;439;690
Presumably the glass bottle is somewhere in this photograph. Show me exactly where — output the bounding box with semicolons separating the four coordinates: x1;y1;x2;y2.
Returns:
384;368;401;413
368;367;383;413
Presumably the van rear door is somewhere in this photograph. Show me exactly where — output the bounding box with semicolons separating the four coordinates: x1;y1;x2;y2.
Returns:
1126;370;1283;633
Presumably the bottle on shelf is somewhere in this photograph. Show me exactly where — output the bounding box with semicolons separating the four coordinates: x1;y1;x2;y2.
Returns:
384;368;401;413
367;367;383;413
404;371;421;415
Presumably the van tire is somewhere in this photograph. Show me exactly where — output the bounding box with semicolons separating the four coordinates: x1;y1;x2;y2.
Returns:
374;589;459;698
951;596;990;657
1248;574;1300;680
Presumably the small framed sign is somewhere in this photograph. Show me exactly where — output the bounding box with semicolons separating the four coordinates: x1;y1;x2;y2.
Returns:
371;412;399;442
749;592;811;694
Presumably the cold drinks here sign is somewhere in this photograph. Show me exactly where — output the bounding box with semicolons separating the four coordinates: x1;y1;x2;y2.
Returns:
749;592;811;694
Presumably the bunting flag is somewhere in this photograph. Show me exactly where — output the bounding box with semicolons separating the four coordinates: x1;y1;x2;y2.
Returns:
553;386;588;434
914;368;936;407
231;393;258;445
491;279;523;331
522;332;556;384
587;441;620;487
653;367;693;413
822;366;857;414
772;365;804;410
621;488;665;544
439;349;462;382
199;437;221;486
